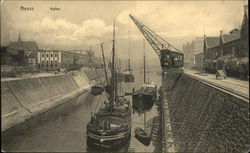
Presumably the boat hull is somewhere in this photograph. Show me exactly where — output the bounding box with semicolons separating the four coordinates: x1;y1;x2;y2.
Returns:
132;93;156;112
87;131;131;150
135;133;150;146
134;127;150;146
124;74;135;82
91;86;104;96
117;73;124;82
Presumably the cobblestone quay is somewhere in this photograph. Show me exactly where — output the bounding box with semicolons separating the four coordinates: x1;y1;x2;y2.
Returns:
161;69;249;153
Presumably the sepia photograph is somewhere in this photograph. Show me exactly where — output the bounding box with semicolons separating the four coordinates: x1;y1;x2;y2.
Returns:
1;0;249;152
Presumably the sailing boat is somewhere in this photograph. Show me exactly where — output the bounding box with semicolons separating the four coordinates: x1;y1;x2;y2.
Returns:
88;49;104;96
86;21;131;150
134;112;150;146
117;59;125;82
132;39;157;113
124;22;135;82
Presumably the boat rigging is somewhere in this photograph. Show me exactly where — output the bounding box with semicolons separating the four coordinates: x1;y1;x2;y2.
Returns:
86;20;132;150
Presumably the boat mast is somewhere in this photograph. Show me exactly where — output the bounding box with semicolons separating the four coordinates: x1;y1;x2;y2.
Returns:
128;21;131;72
101;43;109;85
118;58;122;95
143;39;146;84
88;47;101;84
110;20;116;112
115;59;118;101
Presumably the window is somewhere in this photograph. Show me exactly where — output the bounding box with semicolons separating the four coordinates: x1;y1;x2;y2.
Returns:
42;61;44;63
51;54;53;57
42;64;44;67
55;61;57;63
55;54;57;57
47;54;49;57
47;61;49;63
51;61;53;63
42;54;44;57
51;64;53;67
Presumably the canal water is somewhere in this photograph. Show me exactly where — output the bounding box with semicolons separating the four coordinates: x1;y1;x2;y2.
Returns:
1;67;162;152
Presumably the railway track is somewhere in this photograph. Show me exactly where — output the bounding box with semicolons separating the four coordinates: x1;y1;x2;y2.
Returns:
185;73;249;102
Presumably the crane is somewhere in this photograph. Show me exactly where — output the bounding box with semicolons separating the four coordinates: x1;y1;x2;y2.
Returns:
129;14;184;69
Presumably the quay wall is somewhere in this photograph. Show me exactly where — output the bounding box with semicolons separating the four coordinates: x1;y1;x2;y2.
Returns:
1;68;102;132
162;70;249;153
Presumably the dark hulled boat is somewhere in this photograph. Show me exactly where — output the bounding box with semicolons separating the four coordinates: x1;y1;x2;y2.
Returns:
132;82;157;113
134;127;150;146
124;70;135;82
132;40;157;113
117;73;124;82
91;85;104;96
86;21;131;150
124;23;135;83
87;96;131;149
134;111;151;146
88;49;105;96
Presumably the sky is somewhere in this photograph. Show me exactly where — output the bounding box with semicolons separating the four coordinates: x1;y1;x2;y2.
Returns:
1;0;248;66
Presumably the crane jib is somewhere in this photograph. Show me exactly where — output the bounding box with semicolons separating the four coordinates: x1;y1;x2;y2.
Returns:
129;14;184;69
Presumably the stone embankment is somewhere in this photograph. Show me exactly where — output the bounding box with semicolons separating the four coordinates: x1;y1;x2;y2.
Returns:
161;69;249;153
1;68;103;132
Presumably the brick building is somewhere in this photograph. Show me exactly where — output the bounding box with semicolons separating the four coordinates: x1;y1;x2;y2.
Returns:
37;50;101;71
1;46;12;65
6;34;39;67
202;5;249;76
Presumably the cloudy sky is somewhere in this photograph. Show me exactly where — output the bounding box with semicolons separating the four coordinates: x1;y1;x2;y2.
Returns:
1;0;247;66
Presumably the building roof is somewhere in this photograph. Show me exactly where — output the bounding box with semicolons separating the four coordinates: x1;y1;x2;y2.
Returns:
220;28;241;44
8;41;39;51
229;28;240;34
206;37;220;48
7;34;39;55
222;33;241;43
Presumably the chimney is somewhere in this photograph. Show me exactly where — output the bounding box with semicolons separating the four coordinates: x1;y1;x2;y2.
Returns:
220;30;223;35
18;33;22;44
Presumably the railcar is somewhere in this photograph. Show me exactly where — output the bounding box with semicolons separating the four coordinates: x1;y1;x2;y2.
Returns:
204;57;249;77
160;49;184;69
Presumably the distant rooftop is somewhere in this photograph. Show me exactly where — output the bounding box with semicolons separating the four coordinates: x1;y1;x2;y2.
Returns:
7;33;39;55
223;34;241;43
206;36;220;49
